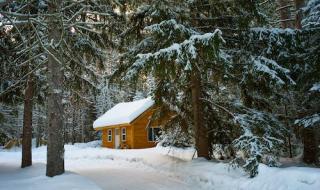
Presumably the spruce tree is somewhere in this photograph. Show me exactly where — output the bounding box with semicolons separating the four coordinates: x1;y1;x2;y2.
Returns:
1;0;122;176
113;0;305;177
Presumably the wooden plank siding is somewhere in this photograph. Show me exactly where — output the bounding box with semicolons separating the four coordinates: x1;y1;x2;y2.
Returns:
101;128;114;148
101;125;133;148
123;125;133;149
131;107;158;148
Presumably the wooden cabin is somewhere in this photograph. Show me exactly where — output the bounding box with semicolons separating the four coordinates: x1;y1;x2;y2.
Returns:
93;97;163;149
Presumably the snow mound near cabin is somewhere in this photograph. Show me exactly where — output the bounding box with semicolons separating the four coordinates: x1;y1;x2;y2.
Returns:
155;143;197;161
93;97;154;128
72;140;102;148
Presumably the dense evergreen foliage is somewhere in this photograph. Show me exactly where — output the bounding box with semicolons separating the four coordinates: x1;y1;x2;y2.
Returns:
0;0;319;177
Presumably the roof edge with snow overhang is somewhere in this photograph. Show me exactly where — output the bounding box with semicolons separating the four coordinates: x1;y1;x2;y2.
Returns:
93;97;154;129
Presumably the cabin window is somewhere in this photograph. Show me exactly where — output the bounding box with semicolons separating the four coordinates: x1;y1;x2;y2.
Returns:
148;127;161;142
107;129;112;142
121;127;126;141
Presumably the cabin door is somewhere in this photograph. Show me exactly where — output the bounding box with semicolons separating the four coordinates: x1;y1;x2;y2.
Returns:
115;128;120;149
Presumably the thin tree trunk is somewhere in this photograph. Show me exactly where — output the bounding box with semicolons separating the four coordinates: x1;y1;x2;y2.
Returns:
284;104;293;158
191;72;209;158
21;75;35;168
36;125;41;148
81;109;85;143
36;106;41;148
81;123;85;143
317;127;320;165
46;0;65;177
72;110;76;145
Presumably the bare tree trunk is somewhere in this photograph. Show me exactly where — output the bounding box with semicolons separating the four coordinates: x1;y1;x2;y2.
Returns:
46;0;65;177
81;124;85;143
317;127;320;165
36;125;41;148
72;110;76;145
36;106;42;148
303;127;320;165
81;109;85;143
284;104;293;158
21;75;35;168
277;0;294;28
191;72;209;158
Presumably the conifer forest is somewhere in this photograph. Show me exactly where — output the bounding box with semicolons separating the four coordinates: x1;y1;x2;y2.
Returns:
0;1;320;190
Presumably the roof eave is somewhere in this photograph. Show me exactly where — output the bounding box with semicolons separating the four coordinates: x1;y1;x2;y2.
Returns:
94;123;131;130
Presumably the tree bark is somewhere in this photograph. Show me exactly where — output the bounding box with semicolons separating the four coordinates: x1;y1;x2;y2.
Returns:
36;125;41;148
277;0;294;28
46;0;65;177
72;110;76;145
191;72;209;158
303;127;320;165
21;75;35;168
35;106;42;148
81;109;85;143
284;104;293;158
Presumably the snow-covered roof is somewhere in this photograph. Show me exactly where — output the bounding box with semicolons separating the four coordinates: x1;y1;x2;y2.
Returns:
93;97;154;129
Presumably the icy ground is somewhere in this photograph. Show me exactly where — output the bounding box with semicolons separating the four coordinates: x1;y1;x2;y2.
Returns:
0;141;319;190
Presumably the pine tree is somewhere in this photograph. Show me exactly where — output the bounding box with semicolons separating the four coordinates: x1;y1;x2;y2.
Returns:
294;0;320;165
0;1;43;168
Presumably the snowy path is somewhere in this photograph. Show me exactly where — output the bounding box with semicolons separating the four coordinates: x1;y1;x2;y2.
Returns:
0;161;194;190
75;167;195;190
0;162;101;190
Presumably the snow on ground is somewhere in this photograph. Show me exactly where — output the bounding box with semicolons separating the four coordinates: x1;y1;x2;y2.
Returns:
0;162;101;190
1;141;320;190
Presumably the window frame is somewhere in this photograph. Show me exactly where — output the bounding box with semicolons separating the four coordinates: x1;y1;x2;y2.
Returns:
121;127;126;141
107;129;112;142
148;127;160;142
